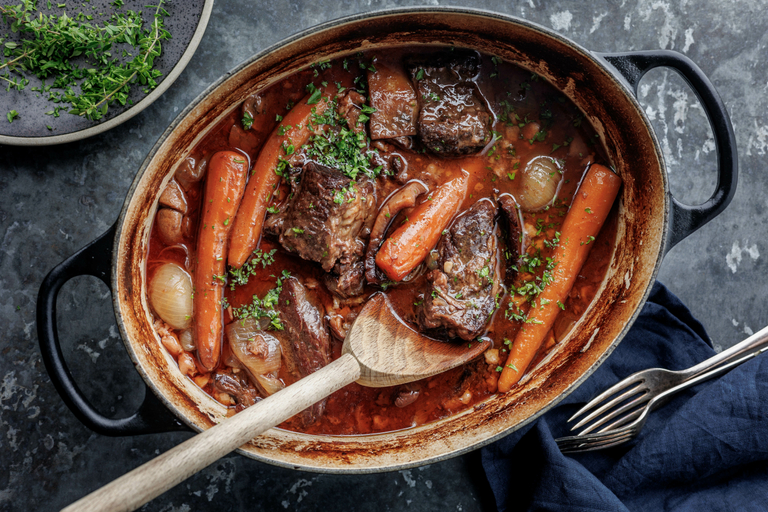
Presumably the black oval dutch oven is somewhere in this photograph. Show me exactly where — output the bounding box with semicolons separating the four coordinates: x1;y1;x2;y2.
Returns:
36;8;736;473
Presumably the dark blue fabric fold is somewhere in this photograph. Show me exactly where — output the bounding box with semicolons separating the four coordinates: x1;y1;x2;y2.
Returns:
481;282;768;512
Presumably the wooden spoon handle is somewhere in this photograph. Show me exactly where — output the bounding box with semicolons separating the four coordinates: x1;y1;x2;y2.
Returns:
63;353;361;512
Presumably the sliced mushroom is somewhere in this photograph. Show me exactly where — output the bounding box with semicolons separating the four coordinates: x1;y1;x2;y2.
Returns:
242;94;265;122
156;208;184;245
365;180;428;284
175;154;209;190
394;384;420;408
159;178;188;214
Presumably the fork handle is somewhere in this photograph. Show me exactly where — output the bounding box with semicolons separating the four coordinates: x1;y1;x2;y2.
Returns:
650;338;768;413
683;325;768;380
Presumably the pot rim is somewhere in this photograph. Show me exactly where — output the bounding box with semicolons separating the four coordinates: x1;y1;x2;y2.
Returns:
112;6;669;473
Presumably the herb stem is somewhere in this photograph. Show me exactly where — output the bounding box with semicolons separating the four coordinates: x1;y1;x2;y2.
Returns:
79;1;166;116
0;49;32;73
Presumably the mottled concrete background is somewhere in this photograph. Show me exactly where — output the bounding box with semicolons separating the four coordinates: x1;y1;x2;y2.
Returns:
1;1;766;511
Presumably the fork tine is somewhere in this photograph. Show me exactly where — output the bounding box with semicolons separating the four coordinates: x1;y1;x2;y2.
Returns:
555;427;631;449
597;408;645;433
570;384;648;431
575;391;650;435
558;432;635;453
567;376;646;424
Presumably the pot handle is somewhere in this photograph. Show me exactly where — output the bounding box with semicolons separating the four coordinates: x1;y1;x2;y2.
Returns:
36;225;189;436
594;50;737;253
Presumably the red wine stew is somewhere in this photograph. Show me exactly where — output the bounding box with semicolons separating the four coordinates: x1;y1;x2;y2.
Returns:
147;47;622;435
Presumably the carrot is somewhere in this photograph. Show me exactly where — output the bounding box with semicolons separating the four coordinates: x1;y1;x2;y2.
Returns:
194;151;248;371
497;164;622;392
228;84;338;269
375;165;474;282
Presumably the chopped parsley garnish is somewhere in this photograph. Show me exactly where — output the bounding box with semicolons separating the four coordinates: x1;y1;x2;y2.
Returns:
6;110;19;123
228;249;277;289
306;85;323;105
241;112;254;130
231;270;290;330
543;231;561;249
415;68;425;80
529;130;547;144
303;106;382;180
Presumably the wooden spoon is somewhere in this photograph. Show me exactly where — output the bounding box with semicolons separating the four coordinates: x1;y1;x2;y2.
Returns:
64;292;490;512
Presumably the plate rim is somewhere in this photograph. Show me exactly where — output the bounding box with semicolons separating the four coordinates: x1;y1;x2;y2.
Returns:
0;0;215;147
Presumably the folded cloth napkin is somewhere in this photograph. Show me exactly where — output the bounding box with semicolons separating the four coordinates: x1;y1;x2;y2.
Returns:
481;282;768;512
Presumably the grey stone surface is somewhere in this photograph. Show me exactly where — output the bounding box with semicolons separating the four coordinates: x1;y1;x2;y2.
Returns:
1;1;766;511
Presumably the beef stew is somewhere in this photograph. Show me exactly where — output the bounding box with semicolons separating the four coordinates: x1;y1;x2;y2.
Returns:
146;46;620;435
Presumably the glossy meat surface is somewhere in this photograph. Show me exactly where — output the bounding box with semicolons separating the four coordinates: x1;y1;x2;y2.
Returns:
267;162;376;296
407;51;491;155
420;199;501;340
367;59;419;140
276;276;331;425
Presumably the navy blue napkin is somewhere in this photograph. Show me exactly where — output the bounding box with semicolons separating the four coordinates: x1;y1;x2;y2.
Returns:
481;282;768;511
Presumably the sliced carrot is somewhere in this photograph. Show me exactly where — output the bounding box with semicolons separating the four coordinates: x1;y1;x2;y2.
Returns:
194;151;248;371
497;164;622;392
375;163;476;282
228;83;338;269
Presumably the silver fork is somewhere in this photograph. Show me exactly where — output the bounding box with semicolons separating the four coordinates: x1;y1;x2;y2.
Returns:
555;324;768;453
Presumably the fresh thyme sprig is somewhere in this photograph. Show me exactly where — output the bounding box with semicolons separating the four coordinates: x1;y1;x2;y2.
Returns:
66;2;170;119
0;0;170;121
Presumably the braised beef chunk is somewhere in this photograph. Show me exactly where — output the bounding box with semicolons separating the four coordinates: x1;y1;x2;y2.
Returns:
325;260;366;298
367;59;419;140
277;276;331;376
407;51;491;156
498;194;524;282
420;200;501;341
276;277;331;425
267;162;376;297
338;90;367;135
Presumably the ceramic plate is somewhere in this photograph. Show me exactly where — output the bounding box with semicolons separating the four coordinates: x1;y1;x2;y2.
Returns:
0;0;213;146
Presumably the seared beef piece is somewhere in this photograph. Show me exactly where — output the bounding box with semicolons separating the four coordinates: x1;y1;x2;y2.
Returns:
276;276;331;425
213;371;259;411
420;199;501;341
325;260;366;298
338;90;367;134
367;59;419;140
498;194;524;282
407;51;491;156
389;136;415;151
267;162;376;297
277;277;331;376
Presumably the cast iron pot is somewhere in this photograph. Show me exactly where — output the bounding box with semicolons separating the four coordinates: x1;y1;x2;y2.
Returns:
37;8;736;473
